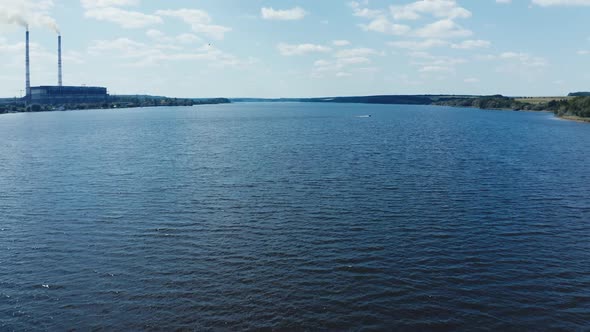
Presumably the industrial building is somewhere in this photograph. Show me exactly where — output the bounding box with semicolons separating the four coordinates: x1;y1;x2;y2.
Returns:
24;29;108;105
30;86;108;104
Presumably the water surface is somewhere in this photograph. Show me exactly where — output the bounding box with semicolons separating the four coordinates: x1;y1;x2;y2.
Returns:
1;103;589;330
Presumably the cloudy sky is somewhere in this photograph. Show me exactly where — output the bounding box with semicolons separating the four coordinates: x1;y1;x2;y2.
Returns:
0;0;589;98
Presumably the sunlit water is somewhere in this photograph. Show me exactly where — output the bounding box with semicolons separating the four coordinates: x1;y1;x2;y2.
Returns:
1;103;589;330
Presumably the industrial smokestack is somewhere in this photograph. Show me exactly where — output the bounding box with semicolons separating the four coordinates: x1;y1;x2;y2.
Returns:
58;35;62;86
25;27;30;98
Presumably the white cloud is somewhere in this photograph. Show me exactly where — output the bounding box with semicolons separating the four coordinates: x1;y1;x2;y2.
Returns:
353;0;479;45
146;29;200;44
390;0;472;20
496;0;512;3
451;39;491;49
532;0;590;6
314;59;331;66
493;51;548;77
355;66;380;73
335;47;382;58
0;38;37;54
80;0;162;29
156;9;231;40
359;17;411;35
481;51;549;67
408;51;466;74
277;43;331;56
419;65;453;72
411;52;466;65
500;52;547;67
338;57;371;65
474;54;497;61
175;33;200;44
88;37;253;68
390;6;421;20
414;19;472;39
464;77;480;83
332;40;351;46
146;29;164;39
388;39;491;51
80;0;139;8
314;57;370;74
88;37;148;56
349;2;411;37
388;39;449;50
349;1;383;18
0;42;20;55
85;7;162;28
313;45;383;77
261;7;307;20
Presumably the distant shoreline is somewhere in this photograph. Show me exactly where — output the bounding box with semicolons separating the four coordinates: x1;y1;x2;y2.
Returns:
0;96;230;115
2;95;589;124
232;95;590;124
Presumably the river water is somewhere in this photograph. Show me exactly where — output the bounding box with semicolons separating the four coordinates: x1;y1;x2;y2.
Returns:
1;103;589;330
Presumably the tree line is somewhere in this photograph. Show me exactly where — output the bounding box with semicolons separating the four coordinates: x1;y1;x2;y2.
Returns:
435;95;590;119
0;97;230;114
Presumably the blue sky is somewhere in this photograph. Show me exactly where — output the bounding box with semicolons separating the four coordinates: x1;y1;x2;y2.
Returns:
1;0;589;98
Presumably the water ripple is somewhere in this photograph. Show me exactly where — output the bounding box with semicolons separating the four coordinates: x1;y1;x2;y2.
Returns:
1;104;589;330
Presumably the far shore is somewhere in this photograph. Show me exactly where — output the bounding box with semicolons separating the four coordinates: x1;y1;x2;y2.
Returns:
2;95;589;124
422;104;588;124
0;96;230;115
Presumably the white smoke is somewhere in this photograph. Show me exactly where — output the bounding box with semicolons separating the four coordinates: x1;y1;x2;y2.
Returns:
0;0;59;33
35;13;60;34
0;11;28;27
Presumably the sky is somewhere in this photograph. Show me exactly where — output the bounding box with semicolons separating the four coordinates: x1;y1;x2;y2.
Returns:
0;0;589;98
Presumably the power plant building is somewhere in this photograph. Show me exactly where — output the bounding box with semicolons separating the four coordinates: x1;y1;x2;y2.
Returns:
24;29;108;104
30;86;108;104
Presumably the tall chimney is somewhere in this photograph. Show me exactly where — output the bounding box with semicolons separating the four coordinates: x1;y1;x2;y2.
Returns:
25;28;30;97
58;35;62;86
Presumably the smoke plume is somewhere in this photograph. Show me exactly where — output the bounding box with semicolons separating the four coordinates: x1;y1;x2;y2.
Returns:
0;12;28;27
37;15;60;34
0;0;59;32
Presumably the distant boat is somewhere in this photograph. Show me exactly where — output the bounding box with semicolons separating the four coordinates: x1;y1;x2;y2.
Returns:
355;115;372;118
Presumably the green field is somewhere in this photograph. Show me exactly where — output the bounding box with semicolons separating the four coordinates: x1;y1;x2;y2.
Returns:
515;97;572;105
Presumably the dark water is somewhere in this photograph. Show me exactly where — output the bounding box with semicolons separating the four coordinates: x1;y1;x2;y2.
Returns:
1;103;590;331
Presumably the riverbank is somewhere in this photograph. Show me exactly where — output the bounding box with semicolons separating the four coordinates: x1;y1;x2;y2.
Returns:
431;95;590;123
241;94;590;124
5;94;589;124
0;97;230;115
